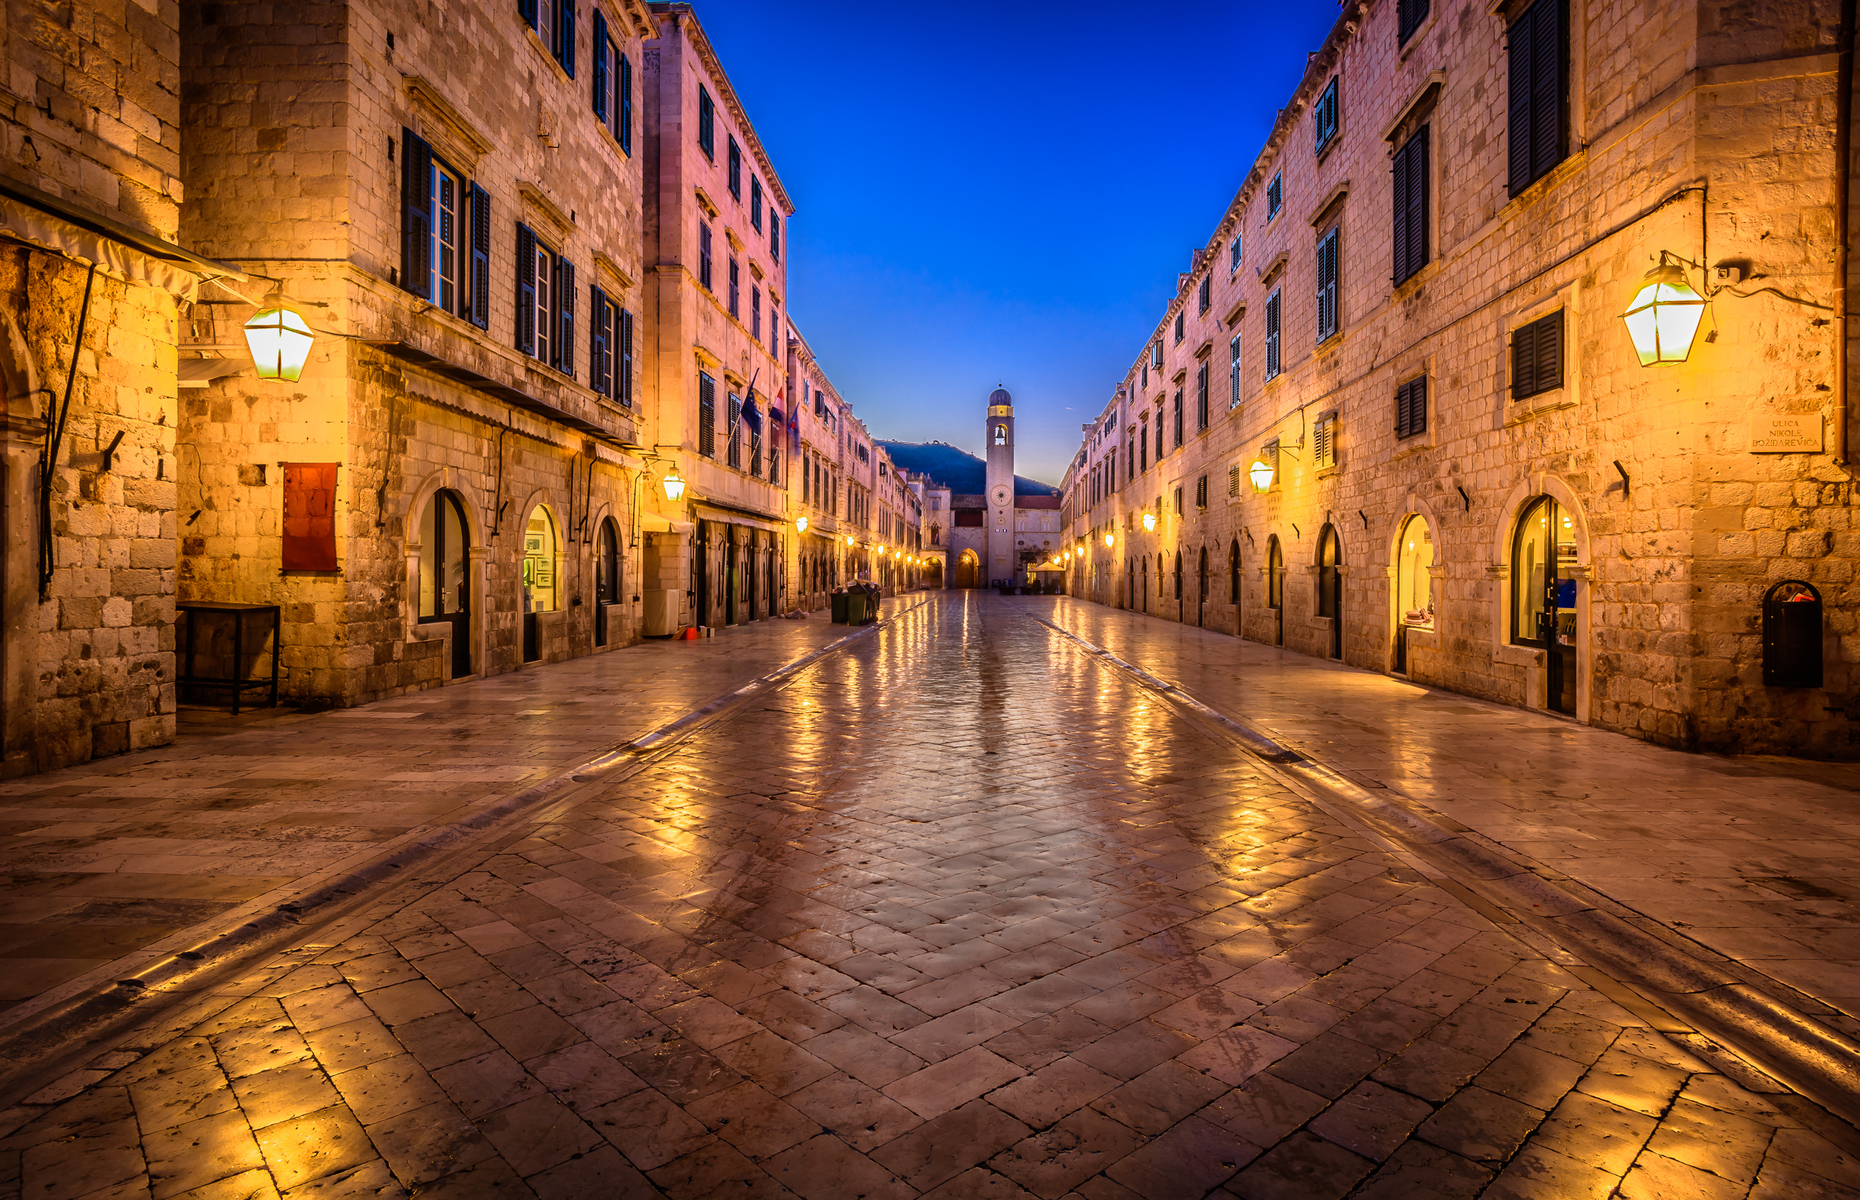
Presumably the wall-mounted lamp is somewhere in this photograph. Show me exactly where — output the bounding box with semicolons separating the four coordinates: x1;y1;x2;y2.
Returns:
1141;511;1157;532
660;470;686;502
1103;532;1115;547
243;303;315;382
1249;458;1274;493
1621;255;1708;365
796;515;808;533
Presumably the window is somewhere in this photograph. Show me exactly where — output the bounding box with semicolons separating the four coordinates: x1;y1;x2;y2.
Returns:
1314;77;1339;153
1316;226;1340;342
1511;310;1565;399
1172;390;1183;449
1508;0;1568;196
516;224;573;375
1173;311;1185;344
591;12;632;154
697;84;716;160
589;287;634;406
1266;172;1283;221
1399;0;1429;43
1392;126;1429;286
1141;362;1148;389
751;177;763;231
1230;235;1243;273
1198;275;1211;315
770;212;781;261
521;0;575;76
1127;436;1134;481
1151;341;1163;370
400;131;489;329
751;286;761;339
750;407;763;478
1195;364;1209;432
728;257;739;317
698;372;717;457
1173;486;1183;515
1139;424;1148;472
699;222;713;290
727;393;743;468
1156;408;1166;459
1313;414;1336;469
1195;475;1207;509
1228;334;1242;407
1395;374;1427;438
1264;288;1282;379
770;300;780;356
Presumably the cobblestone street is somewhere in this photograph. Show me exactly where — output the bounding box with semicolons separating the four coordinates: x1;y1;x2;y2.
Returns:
2;593;1858;1200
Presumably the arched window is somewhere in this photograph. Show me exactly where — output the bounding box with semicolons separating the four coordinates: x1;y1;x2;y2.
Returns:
1173;551;1182;599
596;518;621;607
1397;516;1434;628
1229;539;1241;604
1512;496;1572;646
993;425;1007;445
418;490;469;619
930;524;941;545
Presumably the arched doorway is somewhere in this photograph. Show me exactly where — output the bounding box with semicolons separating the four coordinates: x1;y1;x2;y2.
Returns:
1228;539;1241;637
595;517;621;646
418;489;471;678
1197;547;1209;628
1140;556;1149;613
1514;496;1578;714
1173;550;1182;623
694;520;711;628
1394;515;1434;674
1126;558;1134;609
1318;525;1342;659
926;558;944;588
956;549;980;589
522;505;559;662
1266;535;1284;646
725;527;739;625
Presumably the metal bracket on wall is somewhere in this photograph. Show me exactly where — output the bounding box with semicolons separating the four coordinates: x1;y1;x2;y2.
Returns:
1614;460;1630;497
1457;485;1471;511
99;430;125;472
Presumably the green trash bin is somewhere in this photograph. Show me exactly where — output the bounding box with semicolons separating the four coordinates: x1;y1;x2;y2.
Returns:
830;592;849;624
844;592;867;625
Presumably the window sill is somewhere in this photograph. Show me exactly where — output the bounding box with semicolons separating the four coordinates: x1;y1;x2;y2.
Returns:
1391;435;1434;460
1316;461;1342;480
1391;258;1440;299
1397;10;1438;59
1507;388;1576;425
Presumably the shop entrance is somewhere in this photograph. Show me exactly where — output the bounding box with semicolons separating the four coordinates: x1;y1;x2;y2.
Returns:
1318;525;1342;660
1513;497;1578;714
595;518;620;646
417;489;471;678
1393;515;1434;675
1267;536;1284;646
1140;557;1149;614
521;505;558;663
1197;547;1208;628
694;521;710;628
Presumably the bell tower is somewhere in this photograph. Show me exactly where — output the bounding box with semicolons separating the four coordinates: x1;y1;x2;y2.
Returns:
985;386;1014;582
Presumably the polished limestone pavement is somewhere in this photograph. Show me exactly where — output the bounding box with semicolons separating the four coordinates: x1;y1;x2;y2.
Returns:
0;593;1856;1199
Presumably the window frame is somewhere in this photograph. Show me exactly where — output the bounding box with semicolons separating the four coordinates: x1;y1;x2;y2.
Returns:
1392;125;1430;286
1228;333;1243;408
1511;310;1565;400
698;371;717;457
1316;224;1341;343
699;221;713;291
1197;274;1211;315
1507;0;1569;197
1398;0;1430;44
1266;172;1283;222
1264;288;1282;380
727;137;742;199
1395;374;1427;439
697;84;716;161
1314;76;1340;154
1195;362;1209;431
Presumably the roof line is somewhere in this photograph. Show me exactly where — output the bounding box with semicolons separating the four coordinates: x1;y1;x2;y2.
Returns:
651;4;796;216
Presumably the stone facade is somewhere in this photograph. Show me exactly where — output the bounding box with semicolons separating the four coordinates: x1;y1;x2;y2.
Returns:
0;0;208;774
1062;0;1859;758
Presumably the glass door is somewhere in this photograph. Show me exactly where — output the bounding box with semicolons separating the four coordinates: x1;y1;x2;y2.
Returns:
1512;498;1577;714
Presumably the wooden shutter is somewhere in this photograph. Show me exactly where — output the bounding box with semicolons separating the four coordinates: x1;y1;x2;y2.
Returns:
1507;9;1535;195
559;0;576;76
1396;375;1428;438
591;9;608;119
1172;391;1182;448
1265;290;1281;377
281;463;339;572
468;184;490;330
1534;310;1563;393
515;223;537;355
556;258;575;375
699;373;716;456
1228;465;1240;497
1317;228;1339;340
1393;127;1429;285
1511;320;1537;399
590;285;610;395
1398;0;1428;43
519;0;538;28
401;129;433;299
728;395;742;468
1314;417;1334;468
1196;363;1209;430
618;307;634;406
770;211;780;261
1531;0;1565;186
618;53;632;152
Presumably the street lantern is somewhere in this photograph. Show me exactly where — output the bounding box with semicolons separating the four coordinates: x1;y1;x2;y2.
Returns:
1249;458;1274;493
796;515;808;533
1141;511;1156;533
1103;532;1114;547
660;470;687;501
243;306;314;382
1621;258;1708;365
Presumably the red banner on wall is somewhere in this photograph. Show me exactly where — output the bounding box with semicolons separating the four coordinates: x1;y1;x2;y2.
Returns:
282;462;339;572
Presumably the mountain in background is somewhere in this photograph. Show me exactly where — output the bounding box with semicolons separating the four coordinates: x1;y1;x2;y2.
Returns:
876;441;1060;497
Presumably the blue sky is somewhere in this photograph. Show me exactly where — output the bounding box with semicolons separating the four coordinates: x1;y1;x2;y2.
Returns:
699;1;1345;484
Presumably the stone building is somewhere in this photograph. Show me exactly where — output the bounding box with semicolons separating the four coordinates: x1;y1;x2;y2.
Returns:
642;2;793;631
930;388;1064;588
1063;0;1859;757
178;0;658;705
0;1;238;773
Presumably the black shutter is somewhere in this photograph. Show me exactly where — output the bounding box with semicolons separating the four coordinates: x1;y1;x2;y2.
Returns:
516;223;536;355
401;129;433;299
468;183;490;330
557;259;575;375
591;9;607;119
1398;0;1428;43
1507;7;1535;195
1396;376;1428;438
699;373;716;456
519;0;538;28
559;0;576;76
618;53;632;153
590;285;609;395
1535;310;1563;393
1393;126;1429;285
618;307;634;406
1532;0;1566;185
1511;320;1537;399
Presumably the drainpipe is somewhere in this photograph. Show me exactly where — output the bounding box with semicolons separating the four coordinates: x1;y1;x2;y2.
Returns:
1836;0;1855;465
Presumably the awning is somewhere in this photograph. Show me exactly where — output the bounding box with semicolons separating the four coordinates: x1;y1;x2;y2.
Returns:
178;357;248;388
0;179;244;301
692;498;785;534
368;340;631;446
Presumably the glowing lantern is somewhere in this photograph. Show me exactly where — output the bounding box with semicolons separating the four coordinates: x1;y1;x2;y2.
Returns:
1621;260;1707;366
243;307;314;382
661;470;686;501
1250;458;1274;493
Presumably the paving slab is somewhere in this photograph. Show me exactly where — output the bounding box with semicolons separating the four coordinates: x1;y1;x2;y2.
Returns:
0;594;1854;1199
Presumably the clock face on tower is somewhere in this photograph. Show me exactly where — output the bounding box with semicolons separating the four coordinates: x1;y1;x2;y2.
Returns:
990;484;1011;509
